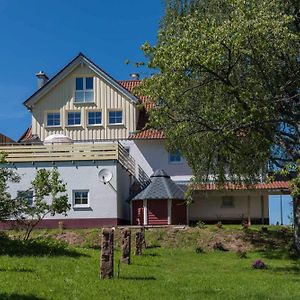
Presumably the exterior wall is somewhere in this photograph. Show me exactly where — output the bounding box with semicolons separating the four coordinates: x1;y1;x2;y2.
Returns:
31;64;137;141
190;191;269;223
116;163;131;222
6;160;121;222
122;140;193;182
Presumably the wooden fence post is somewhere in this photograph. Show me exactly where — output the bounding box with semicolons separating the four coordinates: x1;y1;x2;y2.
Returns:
121;228;131;264
100;228;114;279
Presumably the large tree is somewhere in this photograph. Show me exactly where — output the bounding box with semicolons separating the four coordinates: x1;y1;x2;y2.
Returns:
137;0;300;246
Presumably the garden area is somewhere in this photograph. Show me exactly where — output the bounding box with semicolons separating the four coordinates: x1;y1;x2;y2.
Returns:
1;225;300;299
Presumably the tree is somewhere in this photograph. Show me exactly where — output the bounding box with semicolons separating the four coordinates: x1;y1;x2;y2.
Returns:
0;152;21;221
18;169;70;240
137;0;300;247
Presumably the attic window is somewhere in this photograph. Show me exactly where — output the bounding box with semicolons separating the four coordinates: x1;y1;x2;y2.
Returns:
75;77;94;103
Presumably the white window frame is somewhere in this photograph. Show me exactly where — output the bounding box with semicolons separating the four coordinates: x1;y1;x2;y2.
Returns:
87;110;102;126
66;111;81;127
74;77;94;103
45;111;61;127
73;190;89;208
169;150;183;164
108;110;123;125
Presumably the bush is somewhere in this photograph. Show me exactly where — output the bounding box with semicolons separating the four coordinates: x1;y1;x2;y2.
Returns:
195;246;204;254
196;221;206;229
252;259;267;269
213;241;228;251
215;221;223;229
241;221;249;229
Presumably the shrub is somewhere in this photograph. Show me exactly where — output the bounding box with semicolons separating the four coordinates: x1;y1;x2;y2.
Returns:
195;246;204;254
252;259;267;269
215;221;223;229
196;220;206;229
241;220;249;229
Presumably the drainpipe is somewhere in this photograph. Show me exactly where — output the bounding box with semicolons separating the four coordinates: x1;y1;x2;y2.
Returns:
143;199;148;225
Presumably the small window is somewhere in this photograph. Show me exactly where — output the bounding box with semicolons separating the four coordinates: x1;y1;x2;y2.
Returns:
47;112;60;126
88;111;102;125
17;190;34;206
75;77;94;103
73;190;89;207
67;112;81;126
109;110;123;125
222;196;234;208
169;150;182;163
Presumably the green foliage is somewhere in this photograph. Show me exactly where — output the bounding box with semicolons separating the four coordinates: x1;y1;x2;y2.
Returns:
0;152;21;221
18;169;70;240
138;0;300;185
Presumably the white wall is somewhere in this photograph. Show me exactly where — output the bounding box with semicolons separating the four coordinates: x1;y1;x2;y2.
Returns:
6;161;120;220
121;139;193;182
190;191;269;221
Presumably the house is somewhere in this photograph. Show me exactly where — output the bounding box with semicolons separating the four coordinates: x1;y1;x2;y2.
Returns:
0;133;15;145
0;53;290;228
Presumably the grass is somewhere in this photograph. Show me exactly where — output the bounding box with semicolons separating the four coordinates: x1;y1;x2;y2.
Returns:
0;226;300;300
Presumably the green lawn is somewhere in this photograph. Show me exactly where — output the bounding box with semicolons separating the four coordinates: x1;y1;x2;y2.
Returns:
1;229;300;300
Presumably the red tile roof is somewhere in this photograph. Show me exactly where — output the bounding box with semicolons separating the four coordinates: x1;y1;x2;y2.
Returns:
0;133;15;145
18;127;33;142
118;80;155;111
128;129;165;140
193;181;290;191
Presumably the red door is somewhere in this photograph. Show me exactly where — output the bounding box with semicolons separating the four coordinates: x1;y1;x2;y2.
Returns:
132;200;144;225
147;199;168;225
172;200;187;225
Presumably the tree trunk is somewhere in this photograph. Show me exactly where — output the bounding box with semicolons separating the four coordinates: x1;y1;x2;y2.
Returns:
293;196;300;252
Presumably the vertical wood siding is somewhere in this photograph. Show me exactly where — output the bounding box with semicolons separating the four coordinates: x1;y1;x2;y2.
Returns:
147;200;168;225
32;65;137;141
132;200;144;225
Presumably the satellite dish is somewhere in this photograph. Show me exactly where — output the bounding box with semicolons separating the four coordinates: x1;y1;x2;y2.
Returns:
98;169;113;184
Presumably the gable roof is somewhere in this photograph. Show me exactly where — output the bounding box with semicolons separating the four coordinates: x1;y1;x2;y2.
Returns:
24;53;140;110
131;169;185;201
0;133;15;145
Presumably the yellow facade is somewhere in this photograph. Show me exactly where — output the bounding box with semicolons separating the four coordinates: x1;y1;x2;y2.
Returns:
31;65;138;141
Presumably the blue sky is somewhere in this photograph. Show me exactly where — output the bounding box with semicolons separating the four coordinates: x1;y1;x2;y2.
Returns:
0;0;163;141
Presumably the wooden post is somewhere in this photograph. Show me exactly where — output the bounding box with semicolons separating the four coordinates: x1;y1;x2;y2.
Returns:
135;231;143;255
247;195;251;226
261;194;265;224
121;228;131;264
100;228;114;279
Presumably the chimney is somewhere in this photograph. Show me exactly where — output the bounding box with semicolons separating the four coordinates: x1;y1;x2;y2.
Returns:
130;73;139;80
36;71;49;89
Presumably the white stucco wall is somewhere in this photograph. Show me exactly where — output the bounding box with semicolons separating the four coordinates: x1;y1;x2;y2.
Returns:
190;191;269;221
121;139;193;182
6;160;122;220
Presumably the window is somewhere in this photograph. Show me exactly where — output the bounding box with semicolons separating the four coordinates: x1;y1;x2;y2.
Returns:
88;111;102;125
17;190;34;206
108;110;123;125
73;190;89;207
75;77;94;102
47;112;60;126
67;112;81;126
221;196;235;208
169;150;182;163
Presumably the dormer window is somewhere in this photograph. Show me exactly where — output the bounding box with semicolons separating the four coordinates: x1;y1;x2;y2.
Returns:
75;77;94;103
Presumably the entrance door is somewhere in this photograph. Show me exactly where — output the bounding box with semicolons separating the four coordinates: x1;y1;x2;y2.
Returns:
147;199;168;225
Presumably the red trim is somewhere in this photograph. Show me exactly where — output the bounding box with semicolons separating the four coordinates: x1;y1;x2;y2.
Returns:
0;218;129;230
193;181;290;191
